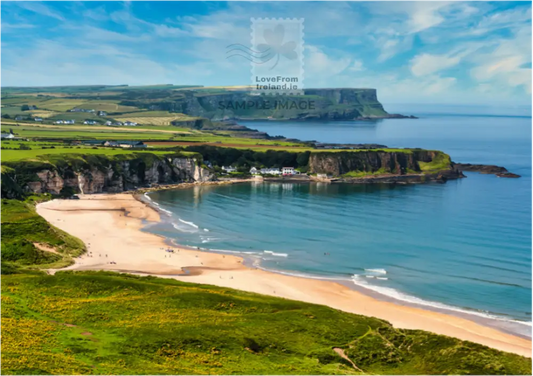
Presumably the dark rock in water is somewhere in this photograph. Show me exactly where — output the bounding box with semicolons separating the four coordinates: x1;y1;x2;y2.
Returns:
453;163;519;176
496;172;521;178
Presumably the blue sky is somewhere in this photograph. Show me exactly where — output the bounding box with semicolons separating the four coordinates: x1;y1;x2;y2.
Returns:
2;1;532;105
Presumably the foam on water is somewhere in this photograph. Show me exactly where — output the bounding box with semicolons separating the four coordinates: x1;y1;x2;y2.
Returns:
264;250;288;257
178;218;199;229
365;268;387;274
350;274;531;329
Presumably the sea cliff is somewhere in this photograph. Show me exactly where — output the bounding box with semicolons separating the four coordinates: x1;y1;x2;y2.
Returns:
121;88;412;121
1;153;215;198
309;150;464;183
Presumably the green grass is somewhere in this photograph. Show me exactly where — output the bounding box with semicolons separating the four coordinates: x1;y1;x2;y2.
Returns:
1;148;167;162
342;168;390;178
1;270;530;375
419;152;452;173
1;197;86;270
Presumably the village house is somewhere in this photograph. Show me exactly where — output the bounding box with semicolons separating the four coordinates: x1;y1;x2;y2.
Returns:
14;116;23;121
34;117;43;122
282;167;296;175
105;121;113;126
1;133;15;139
117;140;147;148
123;121;138;126
64;119;75;124
250;167;259;175
114;121;123;126
222;166;237;173
264;168;282;175
83;120;97;125
97;111;108;116
104;141;119;147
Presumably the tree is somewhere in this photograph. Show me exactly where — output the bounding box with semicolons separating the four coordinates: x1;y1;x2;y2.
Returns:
20;105;30;111
2;114;11;119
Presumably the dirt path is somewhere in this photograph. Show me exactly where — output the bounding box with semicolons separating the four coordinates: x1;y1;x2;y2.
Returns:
333;348;364;373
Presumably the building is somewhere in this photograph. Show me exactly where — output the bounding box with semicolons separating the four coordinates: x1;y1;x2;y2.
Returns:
104;141;119;147
63;119;75;124
222;166;237;173
282;167;296;175
117;141;146;148
80;140;106;146
97;111;108;116
259;168;281;175
250;167;259;175
34;117;43;122
114;122;123;126
54;120;64;124
123;121;138;126
83;120;97;125
14;116;23;121
105;121;113;126
1;133;15;139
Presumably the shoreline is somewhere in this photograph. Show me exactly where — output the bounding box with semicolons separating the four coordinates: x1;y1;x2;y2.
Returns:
36;193;532;357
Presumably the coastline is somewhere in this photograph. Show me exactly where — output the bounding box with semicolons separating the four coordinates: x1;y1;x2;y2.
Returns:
36;193;532;357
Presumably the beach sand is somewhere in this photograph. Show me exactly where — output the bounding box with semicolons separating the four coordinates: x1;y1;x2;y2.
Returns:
36;193;531;357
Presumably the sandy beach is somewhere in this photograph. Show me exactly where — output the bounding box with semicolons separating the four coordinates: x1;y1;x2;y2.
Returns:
36;193;532;357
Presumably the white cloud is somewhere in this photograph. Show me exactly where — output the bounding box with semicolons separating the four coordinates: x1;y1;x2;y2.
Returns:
305;46;351;77
17;2;65;21
410;53;460;76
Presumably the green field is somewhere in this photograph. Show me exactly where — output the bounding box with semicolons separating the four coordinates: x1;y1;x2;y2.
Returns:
2;270;530;375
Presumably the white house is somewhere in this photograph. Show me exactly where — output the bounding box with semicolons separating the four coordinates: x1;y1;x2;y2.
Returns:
34;117;43;122
64;119;75;124
222;166;237;173
1;133;15;139
114;122;123;126
54;120;64;124
105;121;113;126
260;168;281;175
124;121;138;126
282;167;296;175
250;167;259;175
83;120;97;125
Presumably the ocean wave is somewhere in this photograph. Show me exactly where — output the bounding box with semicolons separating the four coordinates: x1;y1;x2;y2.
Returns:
204;228;209;232
350;275;531;328
178;218;199;229
159;208;173;216
365;268;387;274
143;193;152;201
209;248;262;256
264;250;288;258
171;222;198;233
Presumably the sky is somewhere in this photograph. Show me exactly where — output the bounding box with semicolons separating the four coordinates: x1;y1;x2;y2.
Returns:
1;1;532;105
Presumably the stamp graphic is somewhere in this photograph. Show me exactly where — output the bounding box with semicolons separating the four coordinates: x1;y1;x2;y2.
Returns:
226;18;304;95
251;18;304;95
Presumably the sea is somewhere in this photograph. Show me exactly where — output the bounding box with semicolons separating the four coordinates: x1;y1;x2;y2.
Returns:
144;104;532;338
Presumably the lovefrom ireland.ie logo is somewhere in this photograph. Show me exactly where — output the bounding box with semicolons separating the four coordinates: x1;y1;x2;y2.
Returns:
226;18;304;95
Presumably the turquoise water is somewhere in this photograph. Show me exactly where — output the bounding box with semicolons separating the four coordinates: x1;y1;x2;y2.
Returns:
146;108;531;335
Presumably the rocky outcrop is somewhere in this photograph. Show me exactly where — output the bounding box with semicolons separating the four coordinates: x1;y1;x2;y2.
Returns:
308;150;464;183
120;88;414;121
453;163;520;178
1;154;215;198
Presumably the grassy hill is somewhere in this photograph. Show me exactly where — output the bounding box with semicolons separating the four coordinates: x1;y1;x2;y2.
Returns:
2;270;530;375
1;197;85;271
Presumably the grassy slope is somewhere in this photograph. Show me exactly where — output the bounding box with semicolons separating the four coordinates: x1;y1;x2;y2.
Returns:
1;197;86;270
2;271;530;375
